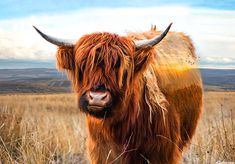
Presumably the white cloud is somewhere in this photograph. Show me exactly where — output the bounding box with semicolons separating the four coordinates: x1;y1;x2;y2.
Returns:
199;56;235;69
0;6;234;68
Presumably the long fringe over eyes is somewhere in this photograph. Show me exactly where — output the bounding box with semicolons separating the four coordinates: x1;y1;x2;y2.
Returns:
73;33;135;95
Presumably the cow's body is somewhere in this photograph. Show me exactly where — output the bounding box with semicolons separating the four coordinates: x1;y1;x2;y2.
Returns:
86;30;203;163
34;25;203;164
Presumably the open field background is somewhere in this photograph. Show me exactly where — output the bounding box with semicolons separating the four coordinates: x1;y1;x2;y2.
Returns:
0;68;235;163
0;68;235;94
0;94;87;163
183;92;235;163
0;92;234;163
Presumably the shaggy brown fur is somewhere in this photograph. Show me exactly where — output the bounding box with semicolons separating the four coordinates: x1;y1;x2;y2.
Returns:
55;27;203;164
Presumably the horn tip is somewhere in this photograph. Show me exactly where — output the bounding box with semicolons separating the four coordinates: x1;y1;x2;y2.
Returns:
32;25;41;34
32;25;46;39
165;22;173;33
168;22;173;28
32;25;37;30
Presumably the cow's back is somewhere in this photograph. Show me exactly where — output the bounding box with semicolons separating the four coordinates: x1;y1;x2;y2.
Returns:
153;31;203;147
129;29;203;149
154;33;202;148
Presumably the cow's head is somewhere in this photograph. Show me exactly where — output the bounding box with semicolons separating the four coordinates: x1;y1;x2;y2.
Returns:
34;23;172;119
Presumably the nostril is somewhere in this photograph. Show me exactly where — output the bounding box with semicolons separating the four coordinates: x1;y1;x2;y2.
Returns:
89;92;93;100
101;94;107;100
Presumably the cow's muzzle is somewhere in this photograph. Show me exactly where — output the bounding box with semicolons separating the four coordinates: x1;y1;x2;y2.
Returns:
85;90;112;111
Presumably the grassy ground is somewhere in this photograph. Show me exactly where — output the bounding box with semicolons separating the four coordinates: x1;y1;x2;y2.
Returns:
0;94;87;163
183;92;235;163
0;92;234;163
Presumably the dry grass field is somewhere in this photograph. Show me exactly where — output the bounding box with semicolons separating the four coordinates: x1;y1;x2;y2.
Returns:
183;92;235;163
0;92;234;163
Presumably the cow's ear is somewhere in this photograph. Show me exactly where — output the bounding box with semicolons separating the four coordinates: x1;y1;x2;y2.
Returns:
56;46;75;70
134;46;155;74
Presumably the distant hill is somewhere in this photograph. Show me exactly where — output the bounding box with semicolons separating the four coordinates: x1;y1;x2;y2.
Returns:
201;69;235;91
0;68;234;93
0;68;71;93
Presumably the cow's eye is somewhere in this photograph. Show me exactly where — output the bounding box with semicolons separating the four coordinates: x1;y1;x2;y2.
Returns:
115;58;120;68
122;70;128;83
97;60;104;68
78;69;83;81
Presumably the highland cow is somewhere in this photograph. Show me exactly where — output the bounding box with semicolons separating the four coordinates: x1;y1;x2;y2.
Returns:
34;23;203;164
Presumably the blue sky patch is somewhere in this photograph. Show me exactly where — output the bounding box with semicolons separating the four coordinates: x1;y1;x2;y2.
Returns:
0;0;235;19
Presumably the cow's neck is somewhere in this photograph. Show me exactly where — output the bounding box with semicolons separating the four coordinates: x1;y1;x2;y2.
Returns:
86;87;157;147
86;75;169;150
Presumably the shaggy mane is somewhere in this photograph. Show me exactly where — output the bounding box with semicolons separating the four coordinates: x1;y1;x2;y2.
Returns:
74;33;134;95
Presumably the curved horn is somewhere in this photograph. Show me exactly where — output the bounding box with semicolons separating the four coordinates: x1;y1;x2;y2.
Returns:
134;22;173;48
33;26;76;47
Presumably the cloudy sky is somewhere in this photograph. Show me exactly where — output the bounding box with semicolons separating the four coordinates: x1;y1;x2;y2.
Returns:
0;0;234;69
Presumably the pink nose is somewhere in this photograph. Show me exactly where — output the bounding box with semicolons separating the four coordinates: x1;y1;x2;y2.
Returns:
86;91;111;107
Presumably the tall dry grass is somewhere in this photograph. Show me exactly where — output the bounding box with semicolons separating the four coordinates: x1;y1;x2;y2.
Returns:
0;92;235;163
183;92;235;163
0;94;87;163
